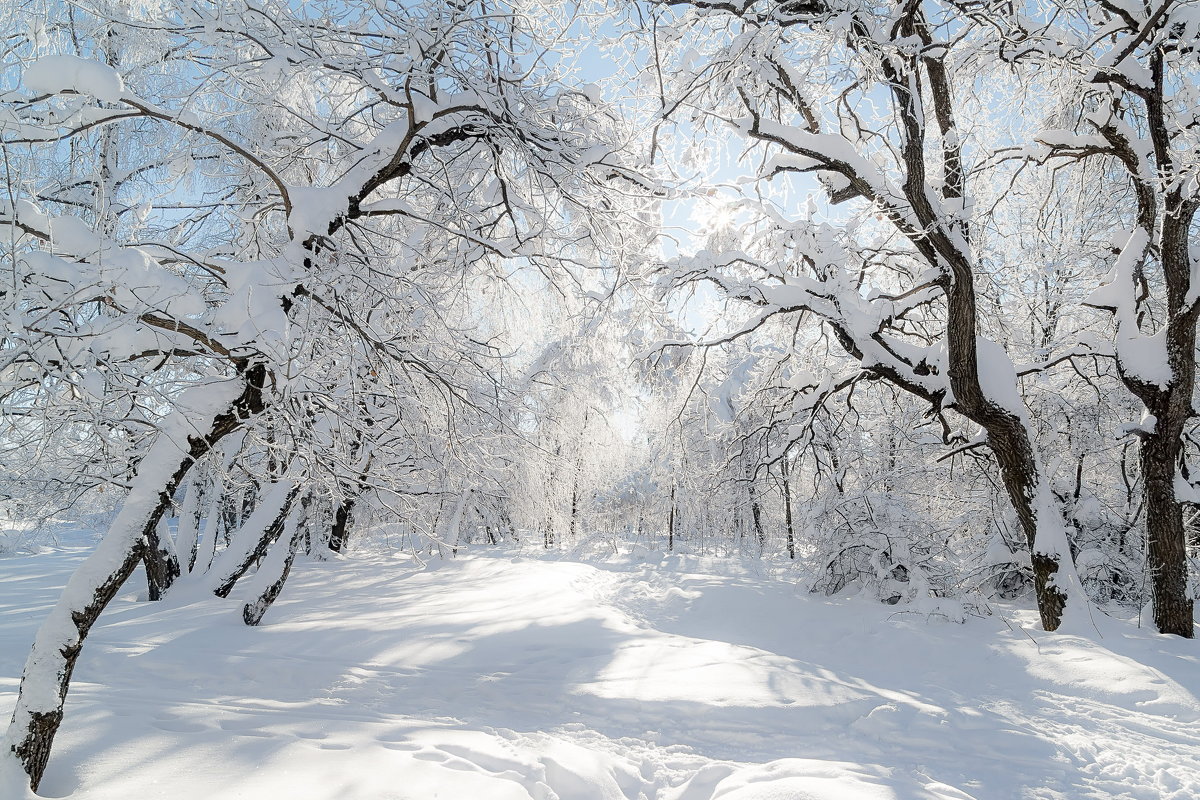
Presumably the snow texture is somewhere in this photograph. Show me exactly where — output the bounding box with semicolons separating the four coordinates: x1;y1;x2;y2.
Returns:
1084;228;1171;389
23;56;125;103
975;337;1027;420
2;542;1198;799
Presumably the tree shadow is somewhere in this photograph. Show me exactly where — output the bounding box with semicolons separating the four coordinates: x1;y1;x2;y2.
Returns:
21;555;1123;799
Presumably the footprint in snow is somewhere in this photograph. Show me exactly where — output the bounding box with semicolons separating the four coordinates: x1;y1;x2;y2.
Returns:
293;730;328;740
379;741;421;752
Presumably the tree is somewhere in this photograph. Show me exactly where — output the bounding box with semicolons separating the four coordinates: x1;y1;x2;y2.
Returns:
1001;0;1199;636
653;0;1088;630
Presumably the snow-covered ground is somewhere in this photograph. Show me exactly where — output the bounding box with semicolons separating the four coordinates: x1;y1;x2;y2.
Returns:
2;542;1198;799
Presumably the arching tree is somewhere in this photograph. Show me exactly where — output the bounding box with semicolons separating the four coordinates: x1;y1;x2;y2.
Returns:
0;0;644;789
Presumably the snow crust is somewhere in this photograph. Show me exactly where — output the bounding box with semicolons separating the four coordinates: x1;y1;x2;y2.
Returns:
3;544;1198;799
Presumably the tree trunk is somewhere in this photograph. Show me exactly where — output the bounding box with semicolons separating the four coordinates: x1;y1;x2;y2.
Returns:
747;466;765;555
142;518;181;601
667;483;675;552
175;475;204;574
243;508;305;626
1133;178;1197;637
328;428;373;554
1;365;266;791
328;497;354;553
945;287;1073;630
985;419;1069;631
781;453;796;560
1141;434;1194;636
569;478;579;542
209;478;301;598
445;492;469;557
196;473;226;573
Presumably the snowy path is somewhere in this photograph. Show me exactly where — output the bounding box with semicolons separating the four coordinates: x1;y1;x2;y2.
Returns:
2;548;1198;799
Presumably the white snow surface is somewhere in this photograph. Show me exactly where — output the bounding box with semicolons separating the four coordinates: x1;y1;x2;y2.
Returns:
23;56;124;103
2;543;1199;799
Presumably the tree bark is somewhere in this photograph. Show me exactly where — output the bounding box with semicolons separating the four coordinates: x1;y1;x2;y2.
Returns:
1096;47;1199;637
1135;98;1197;635
210;479;301;599
142;518;181;601
746;464;766;554
667;483;675;552
1141;433;1194;636
175;475;204;574
943;257;1071;632
243;510;305;626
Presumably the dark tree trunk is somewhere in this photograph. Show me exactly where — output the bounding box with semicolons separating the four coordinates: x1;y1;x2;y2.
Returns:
1142;434;1194;636
667;483;675;552
501;513;518;543
1136;113;1197;635
943;256;1069;632
569;480;579;541
142;521;181;601
569;410;587;542
746;467;765;554
213;485;300;599
328;497;354;553
1096;48;1199;638
243;525;305;626
985;419;1067;630
781;453;796;560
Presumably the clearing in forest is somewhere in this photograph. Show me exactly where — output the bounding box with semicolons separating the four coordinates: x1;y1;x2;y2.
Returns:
1;544;1197;799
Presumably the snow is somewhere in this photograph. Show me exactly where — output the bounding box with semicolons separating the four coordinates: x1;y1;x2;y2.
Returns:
1117;412;1157;439
1084;227;1172;389
1033;129;1109;151
16;210;205;325
975;337;1029;419
286;186;349;240
746;121;899;217
207;258;295;361
23;56;125;103
2;542;1199;799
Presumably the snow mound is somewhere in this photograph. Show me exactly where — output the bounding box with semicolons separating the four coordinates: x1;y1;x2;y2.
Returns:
23;55;124;102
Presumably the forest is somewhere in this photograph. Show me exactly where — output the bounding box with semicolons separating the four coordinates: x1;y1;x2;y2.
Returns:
1;0;1199;797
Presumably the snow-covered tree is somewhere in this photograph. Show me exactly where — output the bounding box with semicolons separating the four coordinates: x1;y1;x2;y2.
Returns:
997;0;1200;636
0;0;645;788
651;0;1093;631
